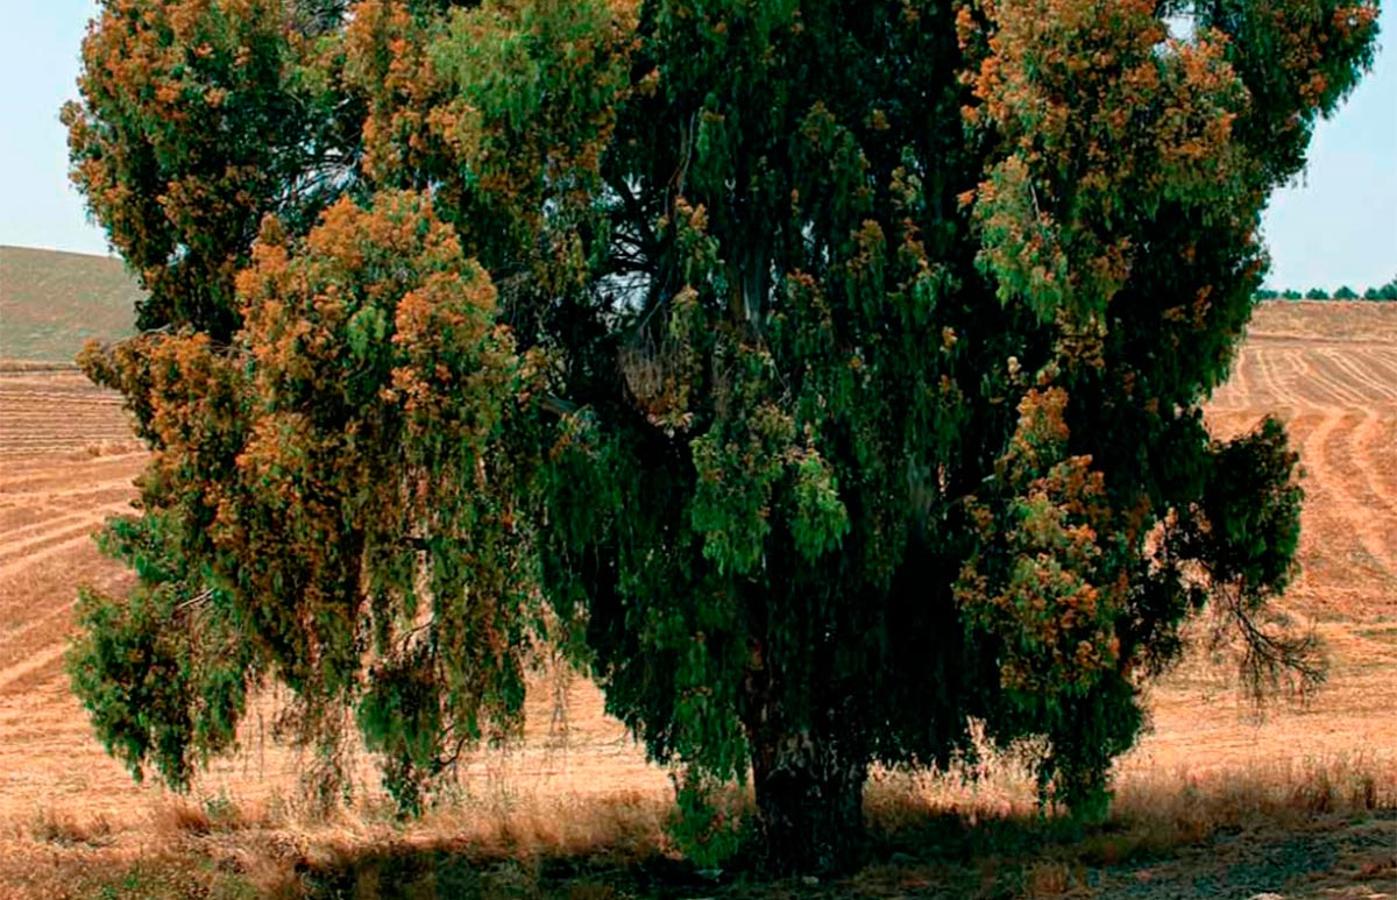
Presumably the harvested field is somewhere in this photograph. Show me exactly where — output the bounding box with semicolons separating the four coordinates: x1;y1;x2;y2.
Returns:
0;302;1393;897
0;368;140;458
0;364;668;828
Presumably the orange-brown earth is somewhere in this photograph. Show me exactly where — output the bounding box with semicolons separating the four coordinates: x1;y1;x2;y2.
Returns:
0;302;1393;851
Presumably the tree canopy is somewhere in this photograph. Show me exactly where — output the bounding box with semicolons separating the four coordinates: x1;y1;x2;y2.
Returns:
1363;278;1397;299
1366;278;1397;300
66;0;1377;872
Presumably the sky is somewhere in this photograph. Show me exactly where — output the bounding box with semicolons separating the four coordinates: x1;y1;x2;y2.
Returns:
2;2;1393;292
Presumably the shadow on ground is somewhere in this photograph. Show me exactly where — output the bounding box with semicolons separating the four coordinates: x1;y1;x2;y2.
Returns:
287;809;1395;899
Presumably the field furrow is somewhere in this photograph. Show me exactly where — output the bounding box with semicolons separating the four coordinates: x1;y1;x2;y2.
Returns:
1251;339;1290;405
1361;348;1397;386
1307;350;1378;405
1315;412;1397;568
0;508;95;542
1320;347;1397;400
0;518;108;568
1351;407;1397;512
1292;351;1357;407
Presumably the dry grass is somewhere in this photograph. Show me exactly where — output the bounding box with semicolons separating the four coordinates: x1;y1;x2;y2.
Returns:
864;746;1397;843
1106;754;1394;852
1;754;1390;897
147;795;267;838
421;790;670;860
22;808;113;848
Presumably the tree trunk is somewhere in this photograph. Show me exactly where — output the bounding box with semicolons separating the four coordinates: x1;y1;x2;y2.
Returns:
749;725;868;874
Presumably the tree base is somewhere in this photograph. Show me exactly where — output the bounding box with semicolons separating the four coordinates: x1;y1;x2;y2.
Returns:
751;729;867;874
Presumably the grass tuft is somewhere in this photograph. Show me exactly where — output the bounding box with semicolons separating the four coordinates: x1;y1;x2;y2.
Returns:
27;808;113;847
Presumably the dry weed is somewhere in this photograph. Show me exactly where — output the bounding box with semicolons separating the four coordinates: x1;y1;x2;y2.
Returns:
412;788;670;861
1113;752;1396;832
149;794;260;837
27;807;113;847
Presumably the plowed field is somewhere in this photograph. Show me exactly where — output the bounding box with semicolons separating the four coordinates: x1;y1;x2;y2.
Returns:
1;301;1394;833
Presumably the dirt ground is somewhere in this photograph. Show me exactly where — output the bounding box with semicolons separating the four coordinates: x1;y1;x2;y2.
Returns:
0;301;1394;896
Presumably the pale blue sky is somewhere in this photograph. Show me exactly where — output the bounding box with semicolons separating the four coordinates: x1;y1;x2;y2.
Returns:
2;1;1393;292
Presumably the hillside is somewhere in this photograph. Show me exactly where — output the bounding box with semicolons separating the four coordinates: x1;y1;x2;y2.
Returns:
0;245;142;364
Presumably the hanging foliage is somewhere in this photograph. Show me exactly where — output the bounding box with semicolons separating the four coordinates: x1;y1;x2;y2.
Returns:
66;0;1377;872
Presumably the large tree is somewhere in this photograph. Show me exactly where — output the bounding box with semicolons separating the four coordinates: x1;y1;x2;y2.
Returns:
66;0;1377;872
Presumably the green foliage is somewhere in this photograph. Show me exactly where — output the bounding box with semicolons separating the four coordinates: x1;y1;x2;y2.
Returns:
666;770;748;869
1364;277;1397;300
1263;285;1390;302
63;0;358;339
74;188;539;812
67;0;1377;872
66;514;255;790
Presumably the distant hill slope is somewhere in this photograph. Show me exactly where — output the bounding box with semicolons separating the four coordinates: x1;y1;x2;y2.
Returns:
0;245;143;364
